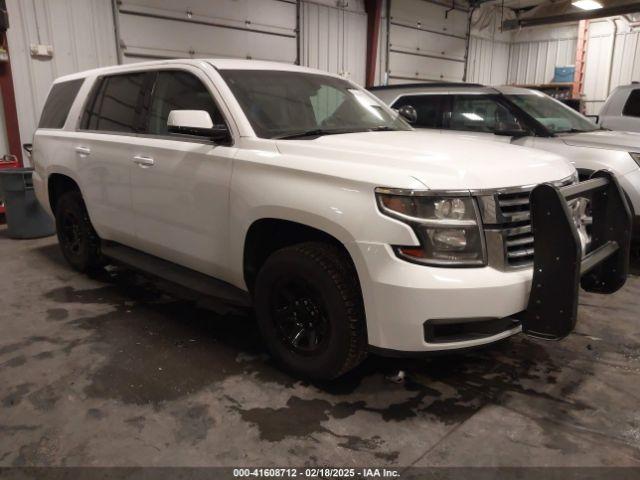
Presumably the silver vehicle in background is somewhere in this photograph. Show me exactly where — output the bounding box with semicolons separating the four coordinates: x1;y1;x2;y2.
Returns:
370;83;640;242
598;83;640;133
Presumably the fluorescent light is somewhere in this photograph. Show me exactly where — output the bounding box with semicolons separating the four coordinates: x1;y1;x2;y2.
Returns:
572;0;602;10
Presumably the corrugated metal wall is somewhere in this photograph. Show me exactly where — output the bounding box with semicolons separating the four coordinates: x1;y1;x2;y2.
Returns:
387;0;468;84
300;0;367;85
506;24;578;85
6;0;118;150
580;18;640;115
466;8;511;86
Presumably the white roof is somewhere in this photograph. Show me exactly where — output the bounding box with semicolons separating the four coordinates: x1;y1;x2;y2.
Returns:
54;58;340;84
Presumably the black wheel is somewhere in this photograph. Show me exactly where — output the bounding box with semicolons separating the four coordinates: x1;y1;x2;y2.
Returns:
55;191;103;273
254;242;367;379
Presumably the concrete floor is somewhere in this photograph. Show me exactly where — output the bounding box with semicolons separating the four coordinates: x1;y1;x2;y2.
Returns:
1;224;640;469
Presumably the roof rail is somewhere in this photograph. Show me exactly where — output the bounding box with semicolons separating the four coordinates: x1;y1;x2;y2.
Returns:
368;82;484;91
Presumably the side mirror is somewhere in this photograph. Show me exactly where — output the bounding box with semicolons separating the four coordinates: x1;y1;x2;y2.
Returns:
167;110;230;142
395;105;418;124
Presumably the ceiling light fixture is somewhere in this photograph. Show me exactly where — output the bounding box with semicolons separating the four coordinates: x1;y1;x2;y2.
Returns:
572;0;603;10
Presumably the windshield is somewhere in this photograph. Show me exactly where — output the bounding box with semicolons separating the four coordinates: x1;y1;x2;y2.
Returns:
505;93;598;134
219;69;410;139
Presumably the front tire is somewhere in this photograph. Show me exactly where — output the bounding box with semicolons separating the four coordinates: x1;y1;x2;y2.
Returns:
254;242;367;379
55;191;103;273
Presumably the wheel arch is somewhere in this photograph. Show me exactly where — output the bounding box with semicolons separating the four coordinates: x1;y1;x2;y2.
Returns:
47;171;82;214
242;215;361;294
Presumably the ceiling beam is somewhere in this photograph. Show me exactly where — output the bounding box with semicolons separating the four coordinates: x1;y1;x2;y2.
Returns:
503;1;640;29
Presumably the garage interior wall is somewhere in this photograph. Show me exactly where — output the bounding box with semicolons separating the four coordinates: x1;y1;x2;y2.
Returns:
300;0;367;85
116;0;297;64
5;0;117;153
467;6;511;85
506;23;578;86
7;0;640;151
386;0;469;84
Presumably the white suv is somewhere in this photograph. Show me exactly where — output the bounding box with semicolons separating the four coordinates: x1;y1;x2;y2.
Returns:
31;60;631;379
371;83;640;242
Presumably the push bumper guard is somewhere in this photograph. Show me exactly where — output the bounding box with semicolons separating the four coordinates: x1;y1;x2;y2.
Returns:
522;170;632;340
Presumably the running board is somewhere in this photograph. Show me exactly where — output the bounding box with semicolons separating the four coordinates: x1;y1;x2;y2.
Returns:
101;242;252;307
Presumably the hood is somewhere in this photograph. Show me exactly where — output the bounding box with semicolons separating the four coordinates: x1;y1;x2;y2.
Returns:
561;130;640;152
275;131;575;190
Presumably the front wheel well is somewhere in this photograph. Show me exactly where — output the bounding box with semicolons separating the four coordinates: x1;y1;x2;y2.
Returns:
48;174;80;214
243;219;355;293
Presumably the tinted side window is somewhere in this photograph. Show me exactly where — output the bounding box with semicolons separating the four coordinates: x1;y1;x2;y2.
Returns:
449;95;523;133
392;95;446;128
81;73;147;133
147;71;226;135
622;89;640;117
38;79;84;129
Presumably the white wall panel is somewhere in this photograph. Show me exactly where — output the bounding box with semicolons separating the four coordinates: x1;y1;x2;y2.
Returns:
374;0;388;86
300;0;367;85
467;37;509;85
467;7;512;86
6;0;118;151
506;24;578;85
583;18;640;115
117;0;297;63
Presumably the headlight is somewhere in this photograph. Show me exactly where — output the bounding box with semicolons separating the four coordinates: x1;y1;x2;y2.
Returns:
630;152;640;166
375;189;486;267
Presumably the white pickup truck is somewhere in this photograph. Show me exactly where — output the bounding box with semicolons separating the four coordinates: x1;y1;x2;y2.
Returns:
31;59;631;379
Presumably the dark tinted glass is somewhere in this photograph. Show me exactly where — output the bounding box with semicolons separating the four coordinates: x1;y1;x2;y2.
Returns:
219;69;408;139
450;95;524;133
38;79;84;129
147;71;226;135
81;73;146;133
623;89;640;117
392;95;446;128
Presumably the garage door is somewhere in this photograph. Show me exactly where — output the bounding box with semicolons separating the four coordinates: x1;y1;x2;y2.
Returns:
388;0;469;84
115;0;297;64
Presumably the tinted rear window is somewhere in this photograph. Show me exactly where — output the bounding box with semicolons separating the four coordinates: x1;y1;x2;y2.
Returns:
38;79;84;129
623;89;640;117
80;73;147;133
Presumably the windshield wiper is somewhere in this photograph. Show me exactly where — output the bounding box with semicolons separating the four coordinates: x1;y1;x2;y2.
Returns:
274;128;364;140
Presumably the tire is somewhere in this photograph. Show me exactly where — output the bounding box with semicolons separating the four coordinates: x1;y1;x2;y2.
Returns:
54;191;103;273
254;242;367;379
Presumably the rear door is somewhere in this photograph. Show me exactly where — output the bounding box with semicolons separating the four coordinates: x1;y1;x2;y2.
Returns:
75;71;152;245
129;67;237;279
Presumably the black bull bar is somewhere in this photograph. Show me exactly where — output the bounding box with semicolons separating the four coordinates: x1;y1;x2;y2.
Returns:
521;170;632;340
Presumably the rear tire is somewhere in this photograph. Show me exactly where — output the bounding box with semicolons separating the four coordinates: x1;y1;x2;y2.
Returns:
55;191;103;273
254;242;367;379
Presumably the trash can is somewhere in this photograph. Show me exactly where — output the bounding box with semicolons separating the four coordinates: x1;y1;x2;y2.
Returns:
0;154;21;217
0;168;55;239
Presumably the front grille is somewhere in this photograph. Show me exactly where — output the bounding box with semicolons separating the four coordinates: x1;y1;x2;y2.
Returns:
478;174;577;270
497;191;534;267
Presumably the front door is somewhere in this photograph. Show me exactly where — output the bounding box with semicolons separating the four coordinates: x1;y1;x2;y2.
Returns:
130;68;236;279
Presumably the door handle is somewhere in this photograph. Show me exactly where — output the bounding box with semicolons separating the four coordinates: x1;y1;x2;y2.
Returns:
133;155;155;167
75;146;91;156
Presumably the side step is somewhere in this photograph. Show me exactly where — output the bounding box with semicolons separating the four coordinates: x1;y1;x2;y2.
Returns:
101;242;252;307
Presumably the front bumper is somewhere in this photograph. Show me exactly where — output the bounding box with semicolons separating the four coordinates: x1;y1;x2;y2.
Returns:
357;170;631;354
